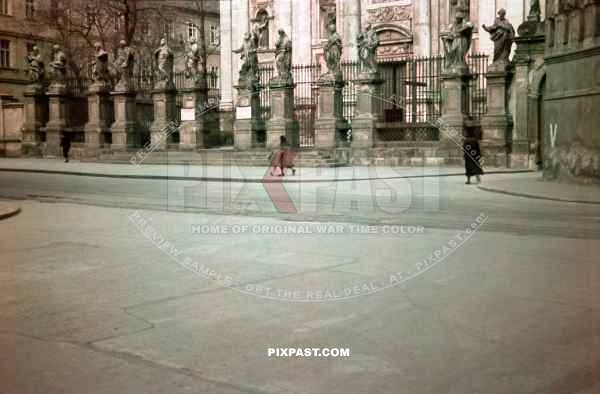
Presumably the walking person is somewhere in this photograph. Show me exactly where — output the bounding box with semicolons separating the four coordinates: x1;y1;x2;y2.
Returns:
60;132;71;163
463;134;483;184
270;135;296;176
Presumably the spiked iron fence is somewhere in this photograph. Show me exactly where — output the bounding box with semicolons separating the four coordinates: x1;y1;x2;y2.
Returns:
60;53;487;149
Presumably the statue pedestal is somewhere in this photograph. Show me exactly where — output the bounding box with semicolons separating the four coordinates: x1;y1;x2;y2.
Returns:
111;89;137;151
439;72;471;140
481;70;514;167
150;85;177;151
22;83;47;156
314;78;349;149
513;25;545;169
233;80;263;149
179;82;208;150
44;83;68;157
266;80;298;148
351;74;383;148
84;83;112;156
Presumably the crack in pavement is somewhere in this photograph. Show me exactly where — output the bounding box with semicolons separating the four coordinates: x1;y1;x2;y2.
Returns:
0;330;265;394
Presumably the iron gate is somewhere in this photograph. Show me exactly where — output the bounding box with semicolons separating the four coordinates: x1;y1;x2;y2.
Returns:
259;64;321;148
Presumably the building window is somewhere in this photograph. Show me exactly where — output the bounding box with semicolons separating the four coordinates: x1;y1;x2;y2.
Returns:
209;24;219;47
162;23;175;40
0;0;10;15
114;13;123;32
188;22;199;40
209;66;218;88
140;21;149;36
0;40;10;68
25;0;34;18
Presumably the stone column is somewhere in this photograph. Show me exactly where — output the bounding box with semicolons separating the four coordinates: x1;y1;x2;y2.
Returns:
341;0;361;61
111;88;137;151
481;69;514;167
314;79;349;149
44;82;68;157
414;0;432;56
219;0;234;135
352;75;383;148
150;85;177;151
438;72;471;163
267;80;298;148
231;0;249;106
276;0;293;37
568;6;584;46
583;1;600;48
512;18;545;169
292;0;312;65
22;83;47;156
84;83;112;156
233;80;263;149
180;80;208;150
478;0;496;54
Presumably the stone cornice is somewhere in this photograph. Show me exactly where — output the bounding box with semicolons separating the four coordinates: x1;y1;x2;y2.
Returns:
544;88;600;101
0;30;53;42
545;45;600;64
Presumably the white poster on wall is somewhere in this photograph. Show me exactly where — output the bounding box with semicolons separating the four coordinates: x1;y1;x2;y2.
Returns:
236;106;252;120
181;108;196;121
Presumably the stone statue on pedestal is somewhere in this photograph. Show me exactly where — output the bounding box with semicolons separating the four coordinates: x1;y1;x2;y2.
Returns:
185;37;205;85
113;40;135;90
357;23;380;78
529;0;541;18
252;15;269;49
441;11;474;74
92;42;111;85
273;29;292;85
233;32;259;85
321;17;343;82
154;38;174;86
482;9;515;70
49;45;67;83
25;46;44;83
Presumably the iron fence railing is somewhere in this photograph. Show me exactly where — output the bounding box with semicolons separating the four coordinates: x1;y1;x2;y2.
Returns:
59;53;488;146
467;53;489;119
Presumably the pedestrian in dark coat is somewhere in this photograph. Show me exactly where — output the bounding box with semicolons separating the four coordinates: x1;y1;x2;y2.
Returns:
60;132;71;163
463;136;483;184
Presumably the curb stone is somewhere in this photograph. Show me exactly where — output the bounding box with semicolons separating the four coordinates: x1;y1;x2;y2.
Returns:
0;201;21;220
477;185;600;205
0;167;535;183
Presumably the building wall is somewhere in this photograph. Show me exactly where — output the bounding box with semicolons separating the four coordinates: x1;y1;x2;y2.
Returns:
219;0;539;111
542;0;600;182
239;0;543;62
0;0;222;96
0;0;53;101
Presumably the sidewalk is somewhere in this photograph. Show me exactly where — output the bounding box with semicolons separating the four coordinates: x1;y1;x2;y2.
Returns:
478;172;600;205
0;199;20;220
0;158;531;183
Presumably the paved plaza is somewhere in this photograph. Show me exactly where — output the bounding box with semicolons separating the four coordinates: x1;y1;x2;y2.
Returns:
0;164;599;393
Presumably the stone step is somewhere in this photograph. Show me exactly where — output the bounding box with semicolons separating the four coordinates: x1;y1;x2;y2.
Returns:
88;150;348;167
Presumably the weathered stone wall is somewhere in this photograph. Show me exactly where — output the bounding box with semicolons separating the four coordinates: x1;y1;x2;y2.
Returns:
543;1;600;183
0;97;24;157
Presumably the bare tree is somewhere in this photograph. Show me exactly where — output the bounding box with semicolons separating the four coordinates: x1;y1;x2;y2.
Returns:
33;0;178;77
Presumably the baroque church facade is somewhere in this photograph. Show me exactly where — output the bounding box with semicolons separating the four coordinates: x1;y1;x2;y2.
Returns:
218;0;546;111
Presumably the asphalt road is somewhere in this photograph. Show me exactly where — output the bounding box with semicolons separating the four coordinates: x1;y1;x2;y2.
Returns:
0;171;599;238
1;171;599;393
